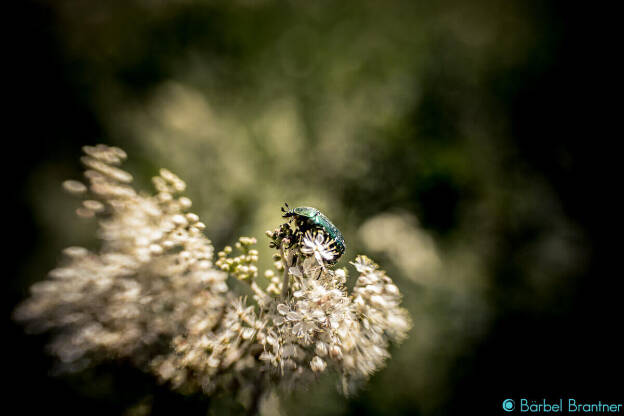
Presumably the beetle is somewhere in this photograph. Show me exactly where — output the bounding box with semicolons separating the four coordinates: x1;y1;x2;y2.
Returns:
281;203;346;262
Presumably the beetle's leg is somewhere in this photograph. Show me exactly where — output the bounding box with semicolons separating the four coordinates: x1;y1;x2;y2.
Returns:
295;229;304;246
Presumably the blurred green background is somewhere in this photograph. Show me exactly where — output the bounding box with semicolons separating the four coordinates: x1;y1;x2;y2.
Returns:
7;0;621;415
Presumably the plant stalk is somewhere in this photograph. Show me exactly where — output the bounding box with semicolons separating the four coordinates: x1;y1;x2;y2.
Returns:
280;245;289;298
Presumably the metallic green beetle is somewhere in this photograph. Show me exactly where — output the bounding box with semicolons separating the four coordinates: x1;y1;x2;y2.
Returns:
281;203;346;262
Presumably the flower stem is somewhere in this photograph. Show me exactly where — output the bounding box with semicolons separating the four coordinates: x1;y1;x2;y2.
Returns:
280;245;289;298
246;374;265;416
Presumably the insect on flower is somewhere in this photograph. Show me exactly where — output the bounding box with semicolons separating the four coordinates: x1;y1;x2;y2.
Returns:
281;203;346;263
14;145;412;402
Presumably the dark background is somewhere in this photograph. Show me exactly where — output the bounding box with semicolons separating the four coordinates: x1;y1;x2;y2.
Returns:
7;0;621;415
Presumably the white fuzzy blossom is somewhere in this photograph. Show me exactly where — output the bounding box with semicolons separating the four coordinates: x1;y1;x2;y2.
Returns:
14;144;411;406
15;145;228;373
300;229;339;264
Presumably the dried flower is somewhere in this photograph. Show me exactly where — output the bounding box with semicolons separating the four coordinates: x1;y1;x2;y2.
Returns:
15;145;229;374
14;144;411;409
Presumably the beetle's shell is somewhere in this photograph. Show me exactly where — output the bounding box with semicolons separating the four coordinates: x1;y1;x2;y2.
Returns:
293;207;319;218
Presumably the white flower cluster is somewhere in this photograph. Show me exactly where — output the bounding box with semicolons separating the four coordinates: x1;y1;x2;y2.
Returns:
14;145;229;371
252;254;410;395
15;144;411;405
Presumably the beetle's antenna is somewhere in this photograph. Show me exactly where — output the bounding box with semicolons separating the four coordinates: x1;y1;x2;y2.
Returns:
281;202;291;217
